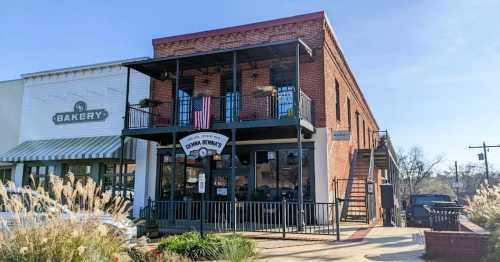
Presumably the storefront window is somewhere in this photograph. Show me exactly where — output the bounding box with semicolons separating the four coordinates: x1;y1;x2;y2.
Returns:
23;165;55;188
255;149;311;201
100;163;135;199
0;168;12;184
255;151;278;201
63;164;92;184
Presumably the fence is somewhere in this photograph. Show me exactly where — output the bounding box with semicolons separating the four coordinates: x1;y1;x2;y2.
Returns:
139;199;340;239
425;205;463;231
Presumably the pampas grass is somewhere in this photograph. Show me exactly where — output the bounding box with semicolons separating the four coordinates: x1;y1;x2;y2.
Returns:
467;182;500;261
0;174;131;261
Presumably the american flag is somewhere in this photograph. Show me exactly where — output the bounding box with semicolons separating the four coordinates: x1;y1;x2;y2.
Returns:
193;96;211;129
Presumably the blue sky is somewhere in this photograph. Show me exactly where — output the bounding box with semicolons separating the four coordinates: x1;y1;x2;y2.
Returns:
1;0;499;170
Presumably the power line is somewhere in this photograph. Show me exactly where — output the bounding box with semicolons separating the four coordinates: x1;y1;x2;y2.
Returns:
468;142;500;185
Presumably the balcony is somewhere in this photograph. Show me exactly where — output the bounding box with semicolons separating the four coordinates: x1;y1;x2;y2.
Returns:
122;38;315;142
126;91;313;133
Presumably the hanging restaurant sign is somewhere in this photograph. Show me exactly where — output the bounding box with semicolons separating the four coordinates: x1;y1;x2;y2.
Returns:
52;101;109;125
180;132;229;158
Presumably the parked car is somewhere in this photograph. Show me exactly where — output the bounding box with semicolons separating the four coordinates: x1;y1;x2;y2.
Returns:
0;188;137;243
404;194;456;227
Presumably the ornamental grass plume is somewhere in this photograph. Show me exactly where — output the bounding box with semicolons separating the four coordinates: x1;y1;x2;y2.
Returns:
0;174;131;261
466;182;500;261
466;182;500;231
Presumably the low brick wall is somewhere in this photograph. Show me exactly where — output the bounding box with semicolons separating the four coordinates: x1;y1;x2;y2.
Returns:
424;218;490;260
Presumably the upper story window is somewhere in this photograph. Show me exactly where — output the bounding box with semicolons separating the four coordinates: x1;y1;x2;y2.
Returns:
355;111;360;149
368;127;372;148
221;72;241;122
174;77;194;126
347;97;352;130
271;66;295;118
363;119;366;148
335;80;340;122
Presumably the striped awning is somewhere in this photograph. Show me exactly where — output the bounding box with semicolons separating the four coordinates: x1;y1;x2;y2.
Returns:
0;136;136;162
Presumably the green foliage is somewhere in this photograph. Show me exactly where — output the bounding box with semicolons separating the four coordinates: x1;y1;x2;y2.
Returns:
157;232;222;260
128;246;192;262
221;234;256;262
483;229;500;262
415;175;456;199
157;232;255;261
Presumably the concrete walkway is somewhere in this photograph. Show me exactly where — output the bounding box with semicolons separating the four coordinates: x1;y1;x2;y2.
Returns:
255;227;426;261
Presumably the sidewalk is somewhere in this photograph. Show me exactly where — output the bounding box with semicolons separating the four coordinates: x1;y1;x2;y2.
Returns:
255;226;426;261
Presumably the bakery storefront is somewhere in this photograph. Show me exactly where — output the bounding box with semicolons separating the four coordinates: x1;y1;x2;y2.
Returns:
0;59;149;201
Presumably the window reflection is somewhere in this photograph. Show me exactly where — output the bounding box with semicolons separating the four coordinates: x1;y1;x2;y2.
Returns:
255;149;311;201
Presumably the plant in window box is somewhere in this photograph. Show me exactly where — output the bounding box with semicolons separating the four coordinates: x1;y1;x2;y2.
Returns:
193;88;211;97
138;98;162;108
253;85;276;97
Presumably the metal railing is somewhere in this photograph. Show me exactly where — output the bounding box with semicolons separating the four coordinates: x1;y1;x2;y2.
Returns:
139;199;339;238
127;102;173;129
299;91;313;123
366;148;376;223
335;178;369;222
424;205;463;231
126;92;314;129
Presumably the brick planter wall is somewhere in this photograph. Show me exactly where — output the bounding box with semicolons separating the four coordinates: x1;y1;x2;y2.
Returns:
424;218;490;260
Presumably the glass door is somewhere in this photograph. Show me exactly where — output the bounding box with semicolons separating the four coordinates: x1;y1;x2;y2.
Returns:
158;152;208;201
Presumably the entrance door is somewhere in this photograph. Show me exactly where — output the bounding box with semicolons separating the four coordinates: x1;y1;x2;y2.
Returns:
158;153;209;201
209;153;250;201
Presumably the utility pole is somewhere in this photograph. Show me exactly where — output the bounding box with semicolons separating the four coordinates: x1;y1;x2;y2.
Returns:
468;142;500;185
454;161;459;199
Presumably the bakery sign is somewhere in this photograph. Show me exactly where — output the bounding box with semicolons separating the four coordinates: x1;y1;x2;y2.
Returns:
52;101;109;125
180;132;229;158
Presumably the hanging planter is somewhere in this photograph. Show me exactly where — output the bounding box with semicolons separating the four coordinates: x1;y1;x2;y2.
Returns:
253;85;276;96
138;98;162;108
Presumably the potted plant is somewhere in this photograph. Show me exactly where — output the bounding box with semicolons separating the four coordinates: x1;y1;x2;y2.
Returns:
138;98;162;108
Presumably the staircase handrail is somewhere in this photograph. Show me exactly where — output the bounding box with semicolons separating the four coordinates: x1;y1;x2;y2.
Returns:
367;147;375;182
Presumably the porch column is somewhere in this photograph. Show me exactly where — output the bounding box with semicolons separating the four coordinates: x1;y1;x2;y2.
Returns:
231;51;237;231
230;51;237;201
118;135;125;197
116;67;131;197
296;42;305;230
14;163;24;187
171;59;180;202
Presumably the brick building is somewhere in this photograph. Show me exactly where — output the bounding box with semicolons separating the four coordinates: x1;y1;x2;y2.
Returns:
124;11;399;229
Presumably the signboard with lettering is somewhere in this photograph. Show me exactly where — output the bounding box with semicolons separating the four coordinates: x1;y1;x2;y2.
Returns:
332;130;351;141
52;101;108;125
198;173;206;193
180;132;229;158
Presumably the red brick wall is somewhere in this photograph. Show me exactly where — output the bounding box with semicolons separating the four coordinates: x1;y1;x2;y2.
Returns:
152;16;327;127
424;230;489;260
150;13;382;212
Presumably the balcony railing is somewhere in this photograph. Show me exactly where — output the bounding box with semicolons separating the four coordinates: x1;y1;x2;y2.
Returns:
127;92;313;129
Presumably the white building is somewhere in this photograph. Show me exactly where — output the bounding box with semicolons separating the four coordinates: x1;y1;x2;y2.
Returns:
0;79;24;183
0;58;151;216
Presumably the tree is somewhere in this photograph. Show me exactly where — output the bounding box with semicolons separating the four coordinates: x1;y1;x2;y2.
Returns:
397;146;444;200
415;175;456;199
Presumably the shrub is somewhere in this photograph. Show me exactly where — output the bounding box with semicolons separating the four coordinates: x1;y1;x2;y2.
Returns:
221;234;256;262
157;232;222;260
128;246;192;262
157;232;256;261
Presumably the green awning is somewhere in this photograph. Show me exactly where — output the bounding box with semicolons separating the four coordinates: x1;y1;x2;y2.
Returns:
0;136;135;162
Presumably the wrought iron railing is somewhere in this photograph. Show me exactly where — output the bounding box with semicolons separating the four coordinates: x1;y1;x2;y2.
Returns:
126;92;313;129
138;199;339;238
424;205;463;231
299;91;313;123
